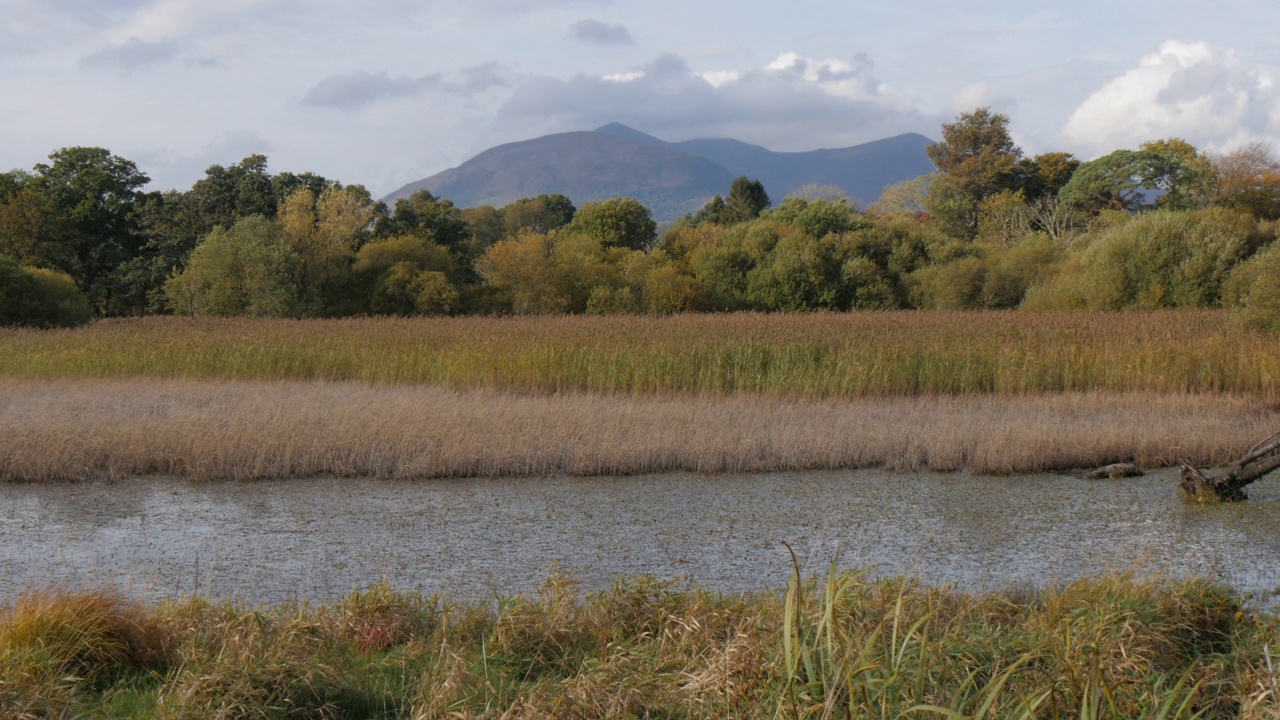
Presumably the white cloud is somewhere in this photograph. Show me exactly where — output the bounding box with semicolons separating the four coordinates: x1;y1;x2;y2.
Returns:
602;71;644;83
763;52;884;101
1063;40;1280;154
700;70;740;88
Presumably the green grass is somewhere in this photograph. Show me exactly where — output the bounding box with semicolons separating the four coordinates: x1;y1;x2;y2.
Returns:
2;573;1276;718
3;311;1280;397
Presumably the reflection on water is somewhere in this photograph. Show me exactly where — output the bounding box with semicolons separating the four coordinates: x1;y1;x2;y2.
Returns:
6;470;1280;605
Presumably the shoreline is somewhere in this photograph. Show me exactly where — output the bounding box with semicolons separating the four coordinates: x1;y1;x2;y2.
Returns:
4;378;1275;482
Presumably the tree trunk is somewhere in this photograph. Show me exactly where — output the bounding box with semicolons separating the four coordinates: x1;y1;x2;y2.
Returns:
1179;431;1280;502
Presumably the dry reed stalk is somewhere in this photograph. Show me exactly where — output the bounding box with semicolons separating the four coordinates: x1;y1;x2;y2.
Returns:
1;378;1275;482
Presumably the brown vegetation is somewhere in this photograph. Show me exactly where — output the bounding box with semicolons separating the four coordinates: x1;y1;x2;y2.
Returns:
2;378;1275;482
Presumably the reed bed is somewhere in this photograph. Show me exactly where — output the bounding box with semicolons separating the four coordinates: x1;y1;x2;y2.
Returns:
2;573;1276;718
3;311;1279;397
2;378;1275;482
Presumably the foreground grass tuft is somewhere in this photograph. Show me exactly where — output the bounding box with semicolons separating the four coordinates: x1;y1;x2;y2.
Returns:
2;574;1277;718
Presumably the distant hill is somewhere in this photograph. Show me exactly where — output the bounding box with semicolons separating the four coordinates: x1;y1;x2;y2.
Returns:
385;124;936;221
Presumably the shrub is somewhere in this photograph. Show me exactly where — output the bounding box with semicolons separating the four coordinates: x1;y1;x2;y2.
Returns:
1023;207;1272;310
1223;241;1280;331
0;255;92;327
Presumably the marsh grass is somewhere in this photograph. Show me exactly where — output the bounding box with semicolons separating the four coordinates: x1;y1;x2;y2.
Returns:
3;311;1280;397
2;379;1276;482
2;574;1276;719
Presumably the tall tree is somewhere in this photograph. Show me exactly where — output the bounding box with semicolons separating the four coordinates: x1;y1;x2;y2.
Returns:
279;186;377;316
1140;138;1215;211
25;147;150;314
190;154;279;231
925;108;1023;238
691;177;771;226
726;177;771;222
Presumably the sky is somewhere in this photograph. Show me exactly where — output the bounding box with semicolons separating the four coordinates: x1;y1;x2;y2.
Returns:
5;0;1280;198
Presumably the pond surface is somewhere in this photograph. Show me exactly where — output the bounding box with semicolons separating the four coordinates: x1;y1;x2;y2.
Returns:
5;470;1280;605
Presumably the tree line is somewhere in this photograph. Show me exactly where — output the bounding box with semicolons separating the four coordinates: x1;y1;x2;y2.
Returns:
3;109;1280;329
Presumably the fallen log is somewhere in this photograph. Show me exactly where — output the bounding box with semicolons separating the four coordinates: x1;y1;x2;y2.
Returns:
1082;462;1143;479
1179;430;1280;502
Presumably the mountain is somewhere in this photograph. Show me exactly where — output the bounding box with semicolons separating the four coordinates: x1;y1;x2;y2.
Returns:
384;124;936;221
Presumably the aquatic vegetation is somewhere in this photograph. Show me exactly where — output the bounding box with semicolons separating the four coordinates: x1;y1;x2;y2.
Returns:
3;310;1279;397
1;380;1274;482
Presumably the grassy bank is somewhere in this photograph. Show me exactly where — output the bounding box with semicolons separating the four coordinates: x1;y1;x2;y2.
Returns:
3;311;1280;397
2;573;1275;719
3;379;1276;482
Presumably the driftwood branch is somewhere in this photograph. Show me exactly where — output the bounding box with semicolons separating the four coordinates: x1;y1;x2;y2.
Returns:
1180;430;1280;502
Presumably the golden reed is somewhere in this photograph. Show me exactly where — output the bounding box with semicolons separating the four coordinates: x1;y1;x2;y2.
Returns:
2;311;1279;397
2;379;1274;482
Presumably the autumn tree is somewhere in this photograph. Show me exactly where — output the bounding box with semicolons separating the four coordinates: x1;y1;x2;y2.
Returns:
504;194;576;235
870;174;931;220
353;234;457;315
278;186;377;315
925;108;1023;238
1213;142;1280;220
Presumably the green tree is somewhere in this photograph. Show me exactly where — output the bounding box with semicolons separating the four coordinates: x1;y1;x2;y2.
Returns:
1141;138;1215;211
1059;140;1214;218
0;170;30;205
190;154;279;231
0;186;75;272
164;216;296;317
690;177;771;226
568;197;656;251
1057;150;1159;215
767;197;862;237
377;190;470;250
24;147;150;314
271;171;341;207
1223;241;1280;331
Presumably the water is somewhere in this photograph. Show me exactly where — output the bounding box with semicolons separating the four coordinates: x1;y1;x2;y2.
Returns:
6;470;1280;605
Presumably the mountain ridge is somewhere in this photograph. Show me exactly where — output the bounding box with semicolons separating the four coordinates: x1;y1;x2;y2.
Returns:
385;124;936;220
